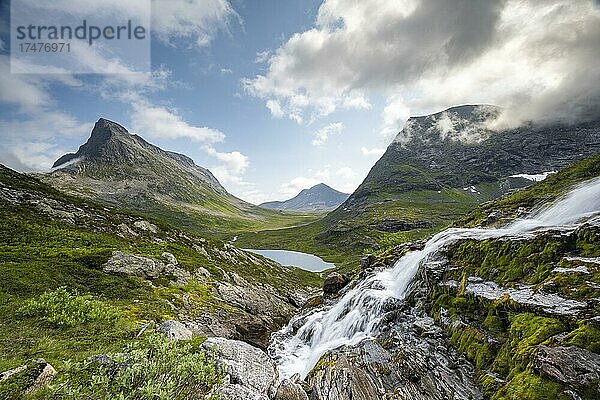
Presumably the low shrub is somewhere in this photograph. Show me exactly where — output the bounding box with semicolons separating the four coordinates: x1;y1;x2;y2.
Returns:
46;333;223;400
18;287;120;327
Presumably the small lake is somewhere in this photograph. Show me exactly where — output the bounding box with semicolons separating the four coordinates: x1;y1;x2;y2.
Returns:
244;249;335;272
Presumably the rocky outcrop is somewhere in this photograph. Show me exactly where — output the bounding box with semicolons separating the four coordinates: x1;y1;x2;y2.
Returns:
323;272;349;294
275;378;309;400
305;305;482;400
202;337;279;399
0;359;56;395
374;219;433;233
441;277;586;316
535;346;600;388
158;320;193;340
102;251;192;285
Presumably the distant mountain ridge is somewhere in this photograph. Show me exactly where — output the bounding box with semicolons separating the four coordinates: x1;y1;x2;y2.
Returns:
320;104;600;250
236;104;600;265
260;183;349;212
43;118;317;236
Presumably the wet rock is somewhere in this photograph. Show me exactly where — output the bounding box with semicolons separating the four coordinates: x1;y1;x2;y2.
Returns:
442;278;586;316
323;272;349;294
308;351;381;400
535;346;600;388
158;320;193;340
202;337;278;399
275;378;309;400
486;211;504;224
360;254;376;270
305;309;482;400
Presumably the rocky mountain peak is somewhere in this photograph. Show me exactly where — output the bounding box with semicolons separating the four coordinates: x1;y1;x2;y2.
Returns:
395;104;501;145
260;183;349;212
52;118;131;168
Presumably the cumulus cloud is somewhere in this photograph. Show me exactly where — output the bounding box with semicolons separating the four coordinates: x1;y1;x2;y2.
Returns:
0;113;92;171
130;101;225;143
335;166;355;179
151;0;239;47
0;57;91;171
245;0;600;129
203;145;249;184
17;0;238;48
266;99;284;118
312;122;343;146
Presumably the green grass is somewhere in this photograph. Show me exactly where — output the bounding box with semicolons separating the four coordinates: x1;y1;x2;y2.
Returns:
2;333;223;400
0;165;321;374
427;221;600;399
18;288;121;328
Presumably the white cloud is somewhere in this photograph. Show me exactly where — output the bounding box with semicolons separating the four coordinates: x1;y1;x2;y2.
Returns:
312;122;343;146
220;68;233;74
335;166;355;179
152;0;239;47
0;113;92;171
254;50;271;63
381;94;412;139
266;99;284;118
130;100;225;143
203;145;249;184
361;146;385;157
245;0;600;128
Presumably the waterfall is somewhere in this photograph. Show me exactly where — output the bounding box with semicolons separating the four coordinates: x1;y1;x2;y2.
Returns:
269;177;600;379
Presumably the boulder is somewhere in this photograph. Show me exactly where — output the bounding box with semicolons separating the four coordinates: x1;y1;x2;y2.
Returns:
275;378;309;400
102;251;192;285
0;359;56;395
133;220;157;233
158;320;193;341
103;251;164;280
201;337;278;398
535;345;600;386
360;254;376;270
323;272;349;294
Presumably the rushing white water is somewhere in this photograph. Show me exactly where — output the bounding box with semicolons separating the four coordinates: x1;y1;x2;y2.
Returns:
269;177;600;379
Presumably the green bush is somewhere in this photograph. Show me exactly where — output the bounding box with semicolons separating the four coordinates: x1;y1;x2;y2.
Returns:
19;287;120;327
45;333;223;400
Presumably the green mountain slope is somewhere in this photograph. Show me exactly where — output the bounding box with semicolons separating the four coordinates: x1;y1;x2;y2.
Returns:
42;118;317;238
238;106;600;266
0;164;320;376
421;155;600;399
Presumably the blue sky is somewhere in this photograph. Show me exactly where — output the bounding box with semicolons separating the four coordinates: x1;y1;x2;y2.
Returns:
1;0;598;203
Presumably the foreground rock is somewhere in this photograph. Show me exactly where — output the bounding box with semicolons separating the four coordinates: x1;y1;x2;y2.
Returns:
0;359;56;395
305;306;482;400
535;346;600;391
103;251;192;285
323;272;349;294
158;320;193;340
275;378;309;400
202;337;279;399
